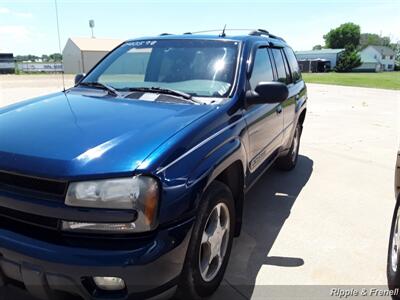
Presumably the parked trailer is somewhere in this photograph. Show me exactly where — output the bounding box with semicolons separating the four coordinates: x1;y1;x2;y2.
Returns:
17;63;63;73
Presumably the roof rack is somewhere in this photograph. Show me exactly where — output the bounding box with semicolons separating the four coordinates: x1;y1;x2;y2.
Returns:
248;29;286;42
184;28;254;35
178;28;286;42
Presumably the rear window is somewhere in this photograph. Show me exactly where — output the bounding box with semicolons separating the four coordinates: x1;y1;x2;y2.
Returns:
284;48;302;83
271;48;289;84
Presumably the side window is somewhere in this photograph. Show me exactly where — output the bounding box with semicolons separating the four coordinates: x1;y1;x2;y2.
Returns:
249;48;274;90
284;47;302;83
271;48;290;84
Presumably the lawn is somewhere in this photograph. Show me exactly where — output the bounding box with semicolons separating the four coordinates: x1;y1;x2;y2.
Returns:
302;71;400;90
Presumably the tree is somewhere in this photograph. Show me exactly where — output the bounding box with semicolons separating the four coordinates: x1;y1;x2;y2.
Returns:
335;50;362;72
49;53;62;62
359;33;391;49
312;44;323;50
15;54;39;62
324;22;361;50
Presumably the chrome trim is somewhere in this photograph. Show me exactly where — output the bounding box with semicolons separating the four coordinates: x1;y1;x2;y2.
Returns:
156;101;291;174
156;118;244;174
249;128;283;172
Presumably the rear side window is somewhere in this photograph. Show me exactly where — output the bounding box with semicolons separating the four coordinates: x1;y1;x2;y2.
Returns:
284;48;302;82
249;48;274;89
271;48;290;84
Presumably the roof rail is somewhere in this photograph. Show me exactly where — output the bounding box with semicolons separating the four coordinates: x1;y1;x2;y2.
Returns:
183;28;259;35
249;29;286;42
179;28;286;42
159;33;172;36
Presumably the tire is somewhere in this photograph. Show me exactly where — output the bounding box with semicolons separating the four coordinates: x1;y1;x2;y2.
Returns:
276;122;302;171
387;198;400;298
175;181;235;299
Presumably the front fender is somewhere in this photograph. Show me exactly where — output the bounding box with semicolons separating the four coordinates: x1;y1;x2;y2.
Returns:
154;117;247;226
188;136;247;192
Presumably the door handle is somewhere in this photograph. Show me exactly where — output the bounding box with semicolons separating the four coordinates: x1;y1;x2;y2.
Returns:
276;105;282;114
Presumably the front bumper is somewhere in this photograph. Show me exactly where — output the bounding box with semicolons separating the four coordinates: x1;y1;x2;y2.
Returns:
0;219;193;300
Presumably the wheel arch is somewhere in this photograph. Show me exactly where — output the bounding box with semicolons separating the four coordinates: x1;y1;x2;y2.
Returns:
298;108;307;126
206;158;245;237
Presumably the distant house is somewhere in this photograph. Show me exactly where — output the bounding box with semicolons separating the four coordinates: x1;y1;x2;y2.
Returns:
353;52;382;72
63;37;124;74
358;45;396;71
295;49;345;71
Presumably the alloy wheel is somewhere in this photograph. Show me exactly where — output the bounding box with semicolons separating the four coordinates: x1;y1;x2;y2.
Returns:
199;202;230;282
392;209;400;273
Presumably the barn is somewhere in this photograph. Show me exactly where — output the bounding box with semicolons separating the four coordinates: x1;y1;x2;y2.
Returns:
295;48;345;71
62;37;124;74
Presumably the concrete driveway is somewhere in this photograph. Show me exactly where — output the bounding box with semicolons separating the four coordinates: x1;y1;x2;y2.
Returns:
0;75;399;299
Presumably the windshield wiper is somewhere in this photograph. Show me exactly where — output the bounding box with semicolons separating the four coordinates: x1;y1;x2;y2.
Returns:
122;87;201;104
78;82;119;97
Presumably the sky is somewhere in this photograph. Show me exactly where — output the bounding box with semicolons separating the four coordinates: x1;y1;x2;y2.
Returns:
0;0;399;55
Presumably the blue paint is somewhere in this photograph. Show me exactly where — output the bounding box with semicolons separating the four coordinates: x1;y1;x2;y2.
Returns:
0;33;306;299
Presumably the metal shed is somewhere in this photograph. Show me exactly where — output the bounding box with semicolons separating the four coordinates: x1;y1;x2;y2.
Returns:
0;53;15;74
295;49;345;70
62;37;124;74
298;59;331;73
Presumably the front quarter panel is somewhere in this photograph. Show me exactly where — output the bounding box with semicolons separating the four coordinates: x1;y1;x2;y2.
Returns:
141;105;248;226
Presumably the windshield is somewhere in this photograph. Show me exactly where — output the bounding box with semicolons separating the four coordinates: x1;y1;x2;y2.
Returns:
83;39;239;98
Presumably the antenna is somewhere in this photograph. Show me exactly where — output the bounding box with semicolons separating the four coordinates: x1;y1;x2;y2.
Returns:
54;0;66;92
220;24;227;37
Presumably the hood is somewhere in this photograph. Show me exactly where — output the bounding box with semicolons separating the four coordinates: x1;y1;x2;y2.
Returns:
0;92;215;179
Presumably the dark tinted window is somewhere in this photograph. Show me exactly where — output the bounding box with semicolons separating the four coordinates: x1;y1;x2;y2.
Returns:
284;48;301;82
249;48;274;89
271;48;289;84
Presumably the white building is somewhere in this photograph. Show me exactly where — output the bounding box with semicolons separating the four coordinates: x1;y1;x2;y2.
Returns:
358;45;396;71
62;37;124;74
353;52;382;72
295;49;345;69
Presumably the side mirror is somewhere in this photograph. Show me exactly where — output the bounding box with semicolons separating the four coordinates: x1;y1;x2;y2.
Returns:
246;82;289;106
74;73;85;85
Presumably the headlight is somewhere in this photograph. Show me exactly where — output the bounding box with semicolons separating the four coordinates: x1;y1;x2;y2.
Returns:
64;176;159;233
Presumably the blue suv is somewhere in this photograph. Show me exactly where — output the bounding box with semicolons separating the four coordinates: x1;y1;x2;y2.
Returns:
0;29;307;300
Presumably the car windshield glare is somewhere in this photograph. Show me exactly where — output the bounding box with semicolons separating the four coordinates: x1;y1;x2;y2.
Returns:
82;39;239;99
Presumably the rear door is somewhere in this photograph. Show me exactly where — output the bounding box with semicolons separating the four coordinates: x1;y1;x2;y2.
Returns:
244;46;284;172
270;47;298;145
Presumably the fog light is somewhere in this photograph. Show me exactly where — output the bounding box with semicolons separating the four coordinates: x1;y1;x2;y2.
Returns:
61;221;136;233
93;277;125;291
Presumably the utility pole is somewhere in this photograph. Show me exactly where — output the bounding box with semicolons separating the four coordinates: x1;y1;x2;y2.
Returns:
89;19;95;38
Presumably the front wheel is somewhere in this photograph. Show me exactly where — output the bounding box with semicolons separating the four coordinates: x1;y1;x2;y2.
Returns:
387;199;400;298
175;181;235;299
276;123;302;171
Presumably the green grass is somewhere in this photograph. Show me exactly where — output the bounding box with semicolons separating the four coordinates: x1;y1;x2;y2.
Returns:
302;71;400;90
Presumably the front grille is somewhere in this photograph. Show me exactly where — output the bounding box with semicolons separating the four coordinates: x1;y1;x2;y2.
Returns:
0;206;59;230
0;171;67;196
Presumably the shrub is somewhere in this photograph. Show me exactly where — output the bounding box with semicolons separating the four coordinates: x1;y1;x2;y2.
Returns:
335;50;362;72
